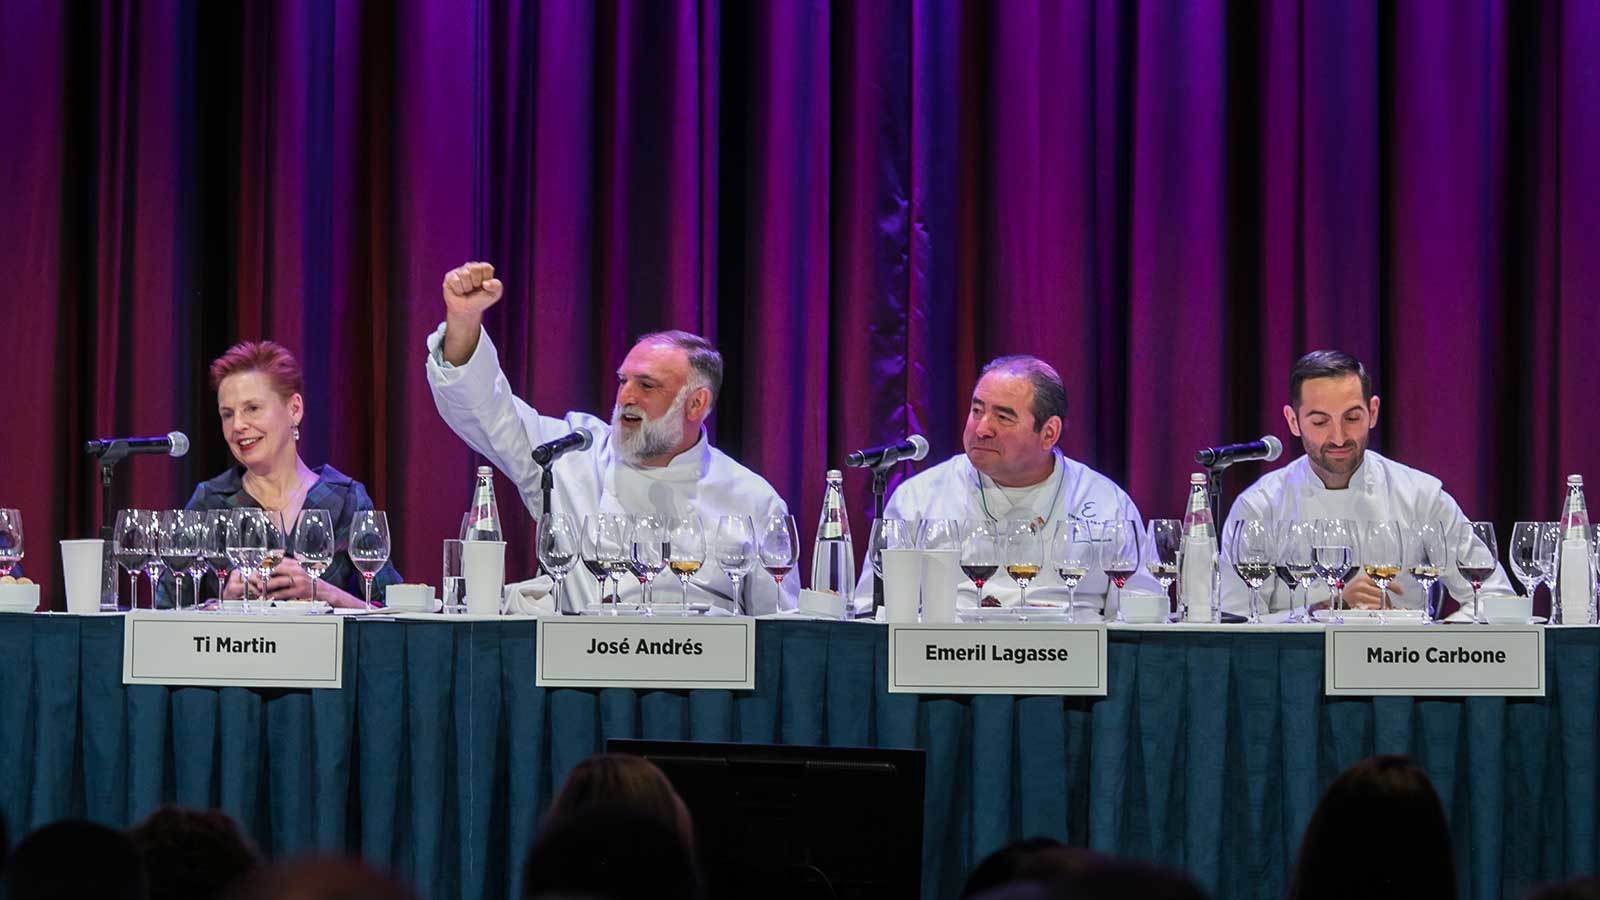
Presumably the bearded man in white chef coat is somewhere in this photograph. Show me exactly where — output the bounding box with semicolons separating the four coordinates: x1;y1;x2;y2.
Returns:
425;261;798;615
855;355;1162;617
1220;350;1512;618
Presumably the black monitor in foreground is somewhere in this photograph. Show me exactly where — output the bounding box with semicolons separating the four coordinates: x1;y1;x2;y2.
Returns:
608;739;925;900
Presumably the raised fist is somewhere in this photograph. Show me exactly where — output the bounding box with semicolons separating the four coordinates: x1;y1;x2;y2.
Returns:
442;261;504;318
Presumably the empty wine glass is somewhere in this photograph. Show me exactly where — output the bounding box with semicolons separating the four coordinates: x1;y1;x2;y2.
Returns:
114;510;155;611
629;514;668;613
666;515;706;610
958;520;1000;593
1361;521;1403;625
1312;518;1357;624
1509;521;1549;602
1049;520;1095;623
539;512;580;612
174;511;210;612
0;509;22;577
1274;520;1316;623
1101;519;1142;623
293;509;335;605
917;518;961;552
1146;519;1182;611
1228;519;1273;624
713;515;756;614
203;510;232;608
1534;522;1560;621
582;514;629;613
758;514;800;590
1406;522;1448;625
348;511;391;607
260;510;288;603
1451;521;1498;625
157;510;199;611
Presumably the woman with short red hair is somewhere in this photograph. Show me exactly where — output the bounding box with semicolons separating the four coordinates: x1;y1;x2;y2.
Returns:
182;340;400;608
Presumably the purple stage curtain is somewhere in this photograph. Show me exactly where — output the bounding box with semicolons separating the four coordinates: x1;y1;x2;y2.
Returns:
2;0;1599;617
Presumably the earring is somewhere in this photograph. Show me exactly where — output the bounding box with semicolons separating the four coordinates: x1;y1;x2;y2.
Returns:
292;425;301;442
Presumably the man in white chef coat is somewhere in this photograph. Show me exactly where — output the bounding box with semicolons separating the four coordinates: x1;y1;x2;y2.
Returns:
425;261;799;615
854;355;1163;617
1220;350;1512;619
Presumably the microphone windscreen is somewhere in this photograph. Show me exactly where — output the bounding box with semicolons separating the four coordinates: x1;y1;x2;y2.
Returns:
1261;434;1283;462
575;427;594;451
168;431;191;458
907;434;929;462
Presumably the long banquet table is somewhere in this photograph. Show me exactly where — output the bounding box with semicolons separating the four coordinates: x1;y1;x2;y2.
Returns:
0;613;1594;900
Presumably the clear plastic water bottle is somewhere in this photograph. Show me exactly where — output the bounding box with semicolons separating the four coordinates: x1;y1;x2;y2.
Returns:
462;466;503;542
1558;474;1593;624
810;470;856;600
1178;472;1219;622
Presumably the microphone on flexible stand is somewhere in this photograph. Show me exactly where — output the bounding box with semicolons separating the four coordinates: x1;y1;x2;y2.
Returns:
1193;435;1284;533
85;430;190;612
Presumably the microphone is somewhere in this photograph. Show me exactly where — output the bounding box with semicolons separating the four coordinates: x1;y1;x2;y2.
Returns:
846;434;930;470
532;427;594;466
84;431;190;459
1195;435;1282;468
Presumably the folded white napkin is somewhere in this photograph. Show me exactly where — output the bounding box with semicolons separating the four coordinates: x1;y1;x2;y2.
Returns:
500;576;559;616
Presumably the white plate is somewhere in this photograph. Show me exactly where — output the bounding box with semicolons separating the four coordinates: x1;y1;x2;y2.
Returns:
1485;615;1547;625
1312;608;1426;625
260;601;330;616
580;601;713;617
957;606;1080;623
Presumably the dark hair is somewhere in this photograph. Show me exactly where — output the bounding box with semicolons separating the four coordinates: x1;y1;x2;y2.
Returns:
980;356;1068;431
960;839;1099;898
4;819;148;900
1288;350;1373;409
129;806;259;900
543;754;695;851
1287;756;1455;900
966;855;1207;900
521;811;700;900
227;858;418;900
1525;878;1600;900
636;330;724;409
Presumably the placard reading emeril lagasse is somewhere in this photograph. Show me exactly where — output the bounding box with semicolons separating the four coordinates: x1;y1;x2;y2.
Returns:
888;624;1107;695
1325;626;1544;696
536;617;756;690
122;612;344;689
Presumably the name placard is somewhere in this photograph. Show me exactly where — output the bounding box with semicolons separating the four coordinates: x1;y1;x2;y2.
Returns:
536;617;756;690
122;612;344;689
887;624;1107;695
1325;626;1545;696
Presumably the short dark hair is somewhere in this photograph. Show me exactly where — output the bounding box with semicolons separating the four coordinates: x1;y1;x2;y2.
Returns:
4;820;147;900
129;806;259;900
980;356;1068;431
637;330;724;409
1289;350;1373;409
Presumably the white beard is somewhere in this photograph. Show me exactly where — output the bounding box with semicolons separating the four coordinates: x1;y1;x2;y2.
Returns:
612;386;690;465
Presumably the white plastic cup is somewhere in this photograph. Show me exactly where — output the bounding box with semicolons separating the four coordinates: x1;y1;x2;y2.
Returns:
919;549;960;623
881;549;923;623
60;539;105;614
461;541;507;615
386;584;434;612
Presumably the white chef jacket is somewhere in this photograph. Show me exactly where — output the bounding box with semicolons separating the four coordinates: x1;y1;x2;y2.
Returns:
852;451;1165;616
425;325;800;615
1220;450;1514;618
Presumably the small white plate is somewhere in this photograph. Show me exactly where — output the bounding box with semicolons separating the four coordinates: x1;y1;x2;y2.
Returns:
958;606;1078;623
260;601;330;616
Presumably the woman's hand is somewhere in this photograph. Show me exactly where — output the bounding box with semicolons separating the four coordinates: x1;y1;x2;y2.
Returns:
263;557;316;601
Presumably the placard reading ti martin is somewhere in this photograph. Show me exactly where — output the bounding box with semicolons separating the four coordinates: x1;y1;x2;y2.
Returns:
536;616;756;690
1325;625;1544;696
888;623;1107;695
123;611;344;689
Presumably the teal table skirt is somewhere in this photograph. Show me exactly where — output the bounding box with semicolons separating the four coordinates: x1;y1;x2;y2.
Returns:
0;614;1594;900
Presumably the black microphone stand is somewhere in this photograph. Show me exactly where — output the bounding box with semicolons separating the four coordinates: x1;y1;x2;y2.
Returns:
93;441;136;610
868;462;896;617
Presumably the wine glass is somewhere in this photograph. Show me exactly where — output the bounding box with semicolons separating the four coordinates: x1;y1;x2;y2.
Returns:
1101;519;1142;623
0;509;22;578
582;514;629;613
1533;522;1561;622
348;511;391;607
293;509;336;606
539;512;580;612
173;511;210;612
228;509;269;613
1145;518;1182;609
1589;528;1600;625
917;518;961;552
869;518;915;580
1406;522;1447;625
201;510;232;608
758;514;800;590
139;512;171;612
629;514;668;613
260;510;288;604
1312;519;1357;624
713;515;756;614
1049;520;1095;623
1361;521;1403;625
666;515;706;610
113;510;155;611
1227;519;1273;624
157;510;198;611
1004;522;1044;608
1274;520;1316;623
1451;521;1498;625
958;520;1000;593
1509;521;1548;603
